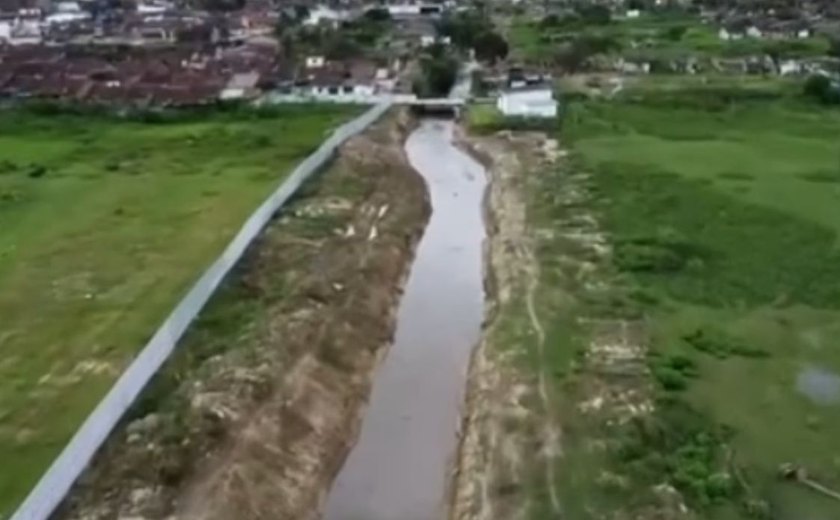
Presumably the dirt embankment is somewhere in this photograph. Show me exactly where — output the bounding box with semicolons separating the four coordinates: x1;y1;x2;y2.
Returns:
450;129;559;520
451;128;665;520
54;110;430;520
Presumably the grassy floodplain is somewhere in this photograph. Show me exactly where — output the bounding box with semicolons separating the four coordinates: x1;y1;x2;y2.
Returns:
509;13;830;63
554;81;840;519
0;103;356;517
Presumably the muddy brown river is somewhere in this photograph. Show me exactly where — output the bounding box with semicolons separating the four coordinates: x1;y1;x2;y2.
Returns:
323;119;487;520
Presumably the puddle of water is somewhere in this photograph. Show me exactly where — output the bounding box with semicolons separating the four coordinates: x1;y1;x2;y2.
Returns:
323;119;487;520
796;365;840;405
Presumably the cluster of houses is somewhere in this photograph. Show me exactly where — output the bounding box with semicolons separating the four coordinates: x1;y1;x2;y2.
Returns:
0;0;279;46
0;0;563;117
0;42;280;105
611;54;840;76
0;0;460;106
607;0;840;78
0;41;405;106
716;19;815;41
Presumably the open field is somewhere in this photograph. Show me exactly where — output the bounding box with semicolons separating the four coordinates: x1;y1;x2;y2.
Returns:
0;104;357;517
559;91;840;518
509;13;830;63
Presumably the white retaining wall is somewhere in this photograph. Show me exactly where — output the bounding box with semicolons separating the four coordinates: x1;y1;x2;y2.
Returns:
9;101;392;520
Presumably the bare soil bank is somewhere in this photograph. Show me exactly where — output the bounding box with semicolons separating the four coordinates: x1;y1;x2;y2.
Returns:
450;129;562;520
53;110;430;520
451;128;661;519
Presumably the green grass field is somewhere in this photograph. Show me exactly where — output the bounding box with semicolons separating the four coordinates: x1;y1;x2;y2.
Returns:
559;90;840;518
0;104;356;517
509;13;829;63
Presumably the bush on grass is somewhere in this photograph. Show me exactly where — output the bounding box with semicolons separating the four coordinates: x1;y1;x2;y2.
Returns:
651;352;699;391
0;160;17;174
683;328;768;359
468;110;559;135
653;366;689;391
803;74;840;105
614;233;707;274
594;166;840;308
27;164;47;178
798;170;840;183
615;397;741;508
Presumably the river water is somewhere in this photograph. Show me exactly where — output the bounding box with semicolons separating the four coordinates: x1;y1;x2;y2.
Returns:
322;119;487;520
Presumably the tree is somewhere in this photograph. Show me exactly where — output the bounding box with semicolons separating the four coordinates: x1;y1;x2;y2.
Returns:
363;7;391;22
279;33;296;60
275;5;309;36
577;4;611;25
197;0;243;12
436;12;490;49
473;31;508;64
425;57;457;95
666;25;688;41
576;34;621;54
414;46;458;97
804;74;840;104
324;34;363;60
829;37;840;58
470;69;488;96
552;42;591;73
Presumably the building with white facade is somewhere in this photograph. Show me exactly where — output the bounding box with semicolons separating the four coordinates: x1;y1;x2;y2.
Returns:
496;85;557;118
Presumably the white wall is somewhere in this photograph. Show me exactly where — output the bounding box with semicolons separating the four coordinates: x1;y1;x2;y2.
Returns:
497;89;557;118
304;6;348;27
353;84;375;96
298;83;376;99
387;4;421;16
779;60;801;75
306;55;326;68
0;20;11;41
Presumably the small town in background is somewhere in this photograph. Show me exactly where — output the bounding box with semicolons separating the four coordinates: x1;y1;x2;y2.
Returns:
2;0;840;111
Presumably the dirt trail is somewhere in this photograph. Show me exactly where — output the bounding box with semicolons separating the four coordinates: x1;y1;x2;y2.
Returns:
53;111;430;520
451;130;561;520
452;124;695;519
524;273;562;516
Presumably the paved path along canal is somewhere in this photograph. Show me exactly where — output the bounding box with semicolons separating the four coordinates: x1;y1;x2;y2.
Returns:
323;119;487;520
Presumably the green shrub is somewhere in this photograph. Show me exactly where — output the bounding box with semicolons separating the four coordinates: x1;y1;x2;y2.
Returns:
717;171;755;181
798;170;840;183
614;234;706;274
0;160;16;174
665;353;699;376
651;352;699;391
27;164;47;178
803;74;840;105
683;328;767;359
614;398;740;508
653;366;688;391
468;108;560;135
629;286;660;306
